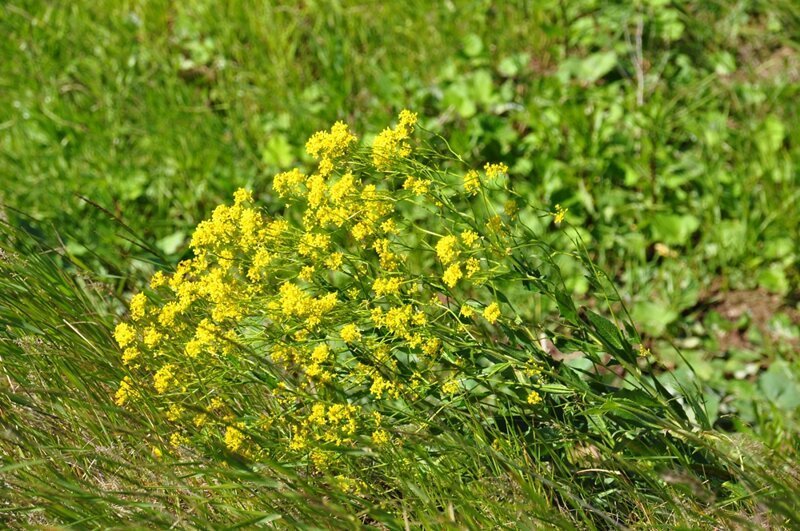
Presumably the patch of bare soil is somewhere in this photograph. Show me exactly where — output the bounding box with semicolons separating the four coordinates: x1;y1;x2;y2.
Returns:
698;282;799;352
735;43;800;84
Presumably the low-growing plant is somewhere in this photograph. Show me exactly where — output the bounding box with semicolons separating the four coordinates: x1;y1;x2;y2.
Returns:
107;112;784;526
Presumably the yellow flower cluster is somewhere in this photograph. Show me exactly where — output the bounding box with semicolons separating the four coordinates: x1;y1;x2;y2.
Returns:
484;162;508;179
435;230;484;288
372;110;417;170
114;376;137;406
306;121;357;176
442;263;463;288
373;277;402;297
114;110;549;481
114;322;136;348
436;235;459;265
464;170;480;195
340;323;361;343
483;302;501;324
554;203;568;224
224;423;248;452
273;168;306;198
403;175;431;195
526;390;542;405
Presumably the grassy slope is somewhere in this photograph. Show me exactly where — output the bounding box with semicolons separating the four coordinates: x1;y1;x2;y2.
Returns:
1;0;799;527
1;1;548;268
3;0;797;437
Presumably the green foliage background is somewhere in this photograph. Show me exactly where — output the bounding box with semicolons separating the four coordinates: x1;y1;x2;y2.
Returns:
1;0;799;527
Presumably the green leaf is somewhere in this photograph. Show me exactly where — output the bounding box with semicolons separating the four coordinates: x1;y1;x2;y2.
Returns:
442;82;477;118
576;51;618;83
462;33;484;58
261;134;294;167
649;213;700;246
757;265;789;295
555;290;578;325
583;309;624;351
157;231;186;255
755;115;785;155
119;171;148;201
631;301;677;337
497;53;529;77
759;360;800;411
469;69;495;105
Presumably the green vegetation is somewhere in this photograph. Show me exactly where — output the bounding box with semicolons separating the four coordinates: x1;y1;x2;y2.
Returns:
1;1;798;527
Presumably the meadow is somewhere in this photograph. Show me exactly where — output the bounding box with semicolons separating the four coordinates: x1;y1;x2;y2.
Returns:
1;1;799;528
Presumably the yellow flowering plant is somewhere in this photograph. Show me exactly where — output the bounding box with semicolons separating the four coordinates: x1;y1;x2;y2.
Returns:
112;111;728;515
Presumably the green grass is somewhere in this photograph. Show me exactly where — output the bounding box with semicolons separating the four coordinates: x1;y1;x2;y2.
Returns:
1;0;799;527
1;208;797;529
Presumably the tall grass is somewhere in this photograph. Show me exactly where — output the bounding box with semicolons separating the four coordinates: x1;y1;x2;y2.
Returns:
1;141;796;528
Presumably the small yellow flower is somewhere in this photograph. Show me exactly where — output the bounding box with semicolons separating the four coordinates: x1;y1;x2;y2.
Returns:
524;363;542;377
403;175;431;195
150;271;167;289
442;263;463;288
299;265;315;281
371;429;390;446
289;431;307;451
310;344;330;364
422;338;441;356
436;235;459;265
224;423;247;452
398;109;418;130
465;257;480;277
527;390;542;405
273;168;306;198
483;302;501;324
114;322;136;348
486;215;503;233
114;376;136;406
121;347;140;366
442;379;461;395
330;171;356;203
484;162;508;179
129;292;147;321
461;230;479;247
381;219;398;235
373;277;401;297
335;475;366;495
464;170;480;195
306;121;357;176
554;204;568;225
373;110;417;170
166;403;184;422
233;188;253;205
373;238;398;270
168;432;187;448
341;324;362;343
153;364;175;394
310;449;331;469
325;252;343;271
143;326;163;348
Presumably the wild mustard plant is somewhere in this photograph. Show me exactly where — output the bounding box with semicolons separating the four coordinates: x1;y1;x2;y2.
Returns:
112;111;723;510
